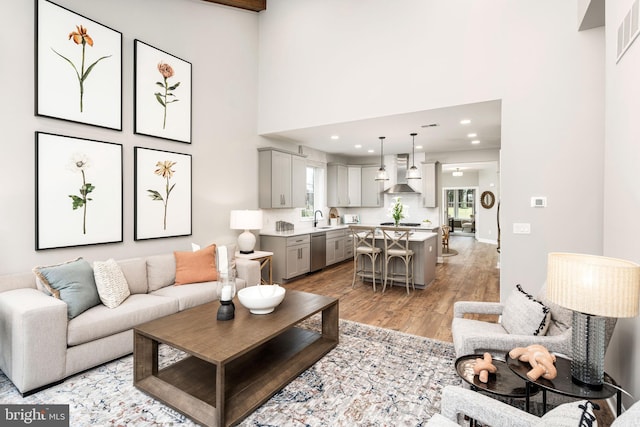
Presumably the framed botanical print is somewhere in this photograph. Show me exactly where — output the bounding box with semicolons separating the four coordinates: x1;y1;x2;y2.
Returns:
134;147;192;240
36;0;122;130
36;132;123;250
134;40;192;143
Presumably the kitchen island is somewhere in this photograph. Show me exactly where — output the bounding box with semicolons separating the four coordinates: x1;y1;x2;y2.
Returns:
363;229;438;290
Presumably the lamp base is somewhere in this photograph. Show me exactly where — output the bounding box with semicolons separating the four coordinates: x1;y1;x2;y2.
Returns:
571;312;605;390
217;300;235;321
239;250;255;254
237;230;256;254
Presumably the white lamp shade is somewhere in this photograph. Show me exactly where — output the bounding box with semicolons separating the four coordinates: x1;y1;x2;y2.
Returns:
230;210;262;254
230;210;263;230
546;252;640;318
375;167;389;181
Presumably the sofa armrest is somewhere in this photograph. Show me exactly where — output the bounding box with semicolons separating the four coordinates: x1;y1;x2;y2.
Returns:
453;301;504;318
0;288;68;394
236;258;260;287
440;386;539;427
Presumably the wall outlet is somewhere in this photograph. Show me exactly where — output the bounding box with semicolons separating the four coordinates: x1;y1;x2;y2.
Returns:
513;223;531;234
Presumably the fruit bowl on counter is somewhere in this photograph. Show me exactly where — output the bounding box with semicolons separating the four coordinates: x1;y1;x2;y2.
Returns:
238;284;286;314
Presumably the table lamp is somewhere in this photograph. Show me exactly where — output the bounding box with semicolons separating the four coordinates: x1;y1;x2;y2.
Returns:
546;252;640;389
230;209;263;254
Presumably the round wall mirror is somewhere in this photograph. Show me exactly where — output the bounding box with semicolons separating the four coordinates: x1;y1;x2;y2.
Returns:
481;191;495;209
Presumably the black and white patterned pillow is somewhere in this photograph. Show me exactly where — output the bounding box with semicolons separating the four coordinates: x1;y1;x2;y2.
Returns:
502;284;551;336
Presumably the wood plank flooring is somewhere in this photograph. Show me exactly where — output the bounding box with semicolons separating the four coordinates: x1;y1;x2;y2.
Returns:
282;234;500;343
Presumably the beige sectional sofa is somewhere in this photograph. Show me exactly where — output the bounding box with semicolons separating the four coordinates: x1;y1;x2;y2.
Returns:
0;251;260;396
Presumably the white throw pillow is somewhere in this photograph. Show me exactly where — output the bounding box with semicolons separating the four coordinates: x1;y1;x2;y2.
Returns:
93;259;131;308
502;284;551;336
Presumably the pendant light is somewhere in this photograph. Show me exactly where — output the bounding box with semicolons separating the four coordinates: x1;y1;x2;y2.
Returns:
406;132;421;179
375;136;389;181
453;168;463;177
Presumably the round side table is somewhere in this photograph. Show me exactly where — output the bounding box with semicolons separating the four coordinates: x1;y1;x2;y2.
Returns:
507;354;621;416
456;354;540;412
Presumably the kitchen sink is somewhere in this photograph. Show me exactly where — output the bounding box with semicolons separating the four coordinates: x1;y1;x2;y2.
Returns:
315;226;333;229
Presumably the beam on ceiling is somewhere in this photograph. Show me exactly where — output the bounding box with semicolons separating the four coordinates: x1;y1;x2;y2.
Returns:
201;0;266;12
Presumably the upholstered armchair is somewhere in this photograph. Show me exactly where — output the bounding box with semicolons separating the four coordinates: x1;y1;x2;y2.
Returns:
427;385;640;426
451;284;617;359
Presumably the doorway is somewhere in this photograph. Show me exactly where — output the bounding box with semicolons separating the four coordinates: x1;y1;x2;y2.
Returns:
443;187;477;236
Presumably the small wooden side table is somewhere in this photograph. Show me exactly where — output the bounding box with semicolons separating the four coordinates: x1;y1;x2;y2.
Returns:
236;250;274;285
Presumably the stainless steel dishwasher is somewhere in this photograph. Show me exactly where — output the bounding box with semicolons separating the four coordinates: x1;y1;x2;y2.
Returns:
310;232;326;272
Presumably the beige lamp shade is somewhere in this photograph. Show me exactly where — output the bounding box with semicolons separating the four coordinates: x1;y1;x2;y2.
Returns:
546;252;640;318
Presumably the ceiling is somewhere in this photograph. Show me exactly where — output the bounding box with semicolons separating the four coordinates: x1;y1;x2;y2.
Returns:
262;100;502;164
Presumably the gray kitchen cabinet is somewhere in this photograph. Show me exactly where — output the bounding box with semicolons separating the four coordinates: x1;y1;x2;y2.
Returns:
347;165;362;207
258;148;306;209
260;234;310;281
421;162;438;208
327;163;349;207
325;229;346;265
360;165;383;207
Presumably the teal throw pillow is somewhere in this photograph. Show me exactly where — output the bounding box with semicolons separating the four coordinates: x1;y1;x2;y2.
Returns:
33;258;101;319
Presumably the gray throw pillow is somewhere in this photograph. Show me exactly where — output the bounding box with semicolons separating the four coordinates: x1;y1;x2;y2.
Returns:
33;258;100;319
502;284;551;336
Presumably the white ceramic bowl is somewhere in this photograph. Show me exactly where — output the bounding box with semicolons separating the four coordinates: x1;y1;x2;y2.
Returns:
237;285;286;314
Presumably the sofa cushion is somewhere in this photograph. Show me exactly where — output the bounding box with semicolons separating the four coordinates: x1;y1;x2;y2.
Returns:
93;259;130;308
33;258;100;319
174;244;218;285
146;254;176;291
67;294;179;346
502;284;551;336
117;258;148;294
151;282;219;311
536;400;598;427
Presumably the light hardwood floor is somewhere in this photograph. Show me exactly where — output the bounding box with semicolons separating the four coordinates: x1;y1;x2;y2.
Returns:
282;233;500;343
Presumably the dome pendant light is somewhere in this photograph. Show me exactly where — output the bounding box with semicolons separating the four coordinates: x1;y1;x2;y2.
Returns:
375;136;389;181
406;132;421;179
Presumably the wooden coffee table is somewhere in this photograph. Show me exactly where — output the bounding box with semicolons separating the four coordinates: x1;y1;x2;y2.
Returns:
134;289;339;427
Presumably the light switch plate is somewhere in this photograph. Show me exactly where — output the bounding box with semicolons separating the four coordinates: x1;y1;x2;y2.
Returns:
513;223;531;234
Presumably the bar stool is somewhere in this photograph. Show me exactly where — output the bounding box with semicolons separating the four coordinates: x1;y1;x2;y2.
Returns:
349;225;383;292
380;226;414;295
441;225;451;253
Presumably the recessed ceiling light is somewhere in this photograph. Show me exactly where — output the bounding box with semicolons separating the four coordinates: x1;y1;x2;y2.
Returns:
355;144;362;148
467;133;477;138
367;149;374;153
416;145;423;150
471;140;480;144
330;135;339;140
460;119;471;125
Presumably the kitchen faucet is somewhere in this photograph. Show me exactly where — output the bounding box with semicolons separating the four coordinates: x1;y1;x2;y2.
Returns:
313;210;323;228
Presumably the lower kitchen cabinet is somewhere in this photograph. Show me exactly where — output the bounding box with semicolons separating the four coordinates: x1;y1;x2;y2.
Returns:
260;234;310;282
326;229;346;266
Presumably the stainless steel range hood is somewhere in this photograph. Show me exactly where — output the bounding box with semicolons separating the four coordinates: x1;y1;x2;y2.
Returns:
384;154;421;194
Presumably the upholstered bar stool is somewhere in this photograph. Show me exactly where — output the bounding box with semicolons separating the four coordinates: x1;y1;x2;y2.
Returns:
349;225;383;292
380;226;415;295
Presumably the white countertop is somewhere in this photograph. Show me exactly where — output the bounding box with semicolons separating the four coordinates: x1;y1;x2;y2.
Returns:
259;223;439;240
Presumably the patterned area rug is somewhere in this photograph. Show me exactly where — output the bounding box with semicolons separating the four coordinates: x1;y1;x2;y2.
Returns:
0;318;462;426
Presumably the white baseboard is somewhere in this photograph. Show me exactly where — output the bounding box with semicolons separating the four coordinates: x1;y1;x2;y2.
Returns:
477;237;498;245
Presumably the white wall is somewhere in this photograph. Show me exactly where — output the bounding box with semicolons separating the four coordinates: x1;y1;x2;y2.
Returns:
603;0;640;408
0;0;260;274
259;0;605;295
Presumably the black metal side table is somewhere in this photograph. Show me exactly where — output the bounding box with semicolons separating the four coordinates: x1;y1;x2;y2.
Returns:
456;354;540;412
507;354;622;416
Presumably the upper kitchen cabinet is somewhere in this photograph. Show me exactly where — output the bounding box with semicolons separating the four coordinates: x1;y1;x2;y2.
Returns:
360;165;383;207
327;163;349;207
258;148;307;209
347;166;362;207
421;162;438;208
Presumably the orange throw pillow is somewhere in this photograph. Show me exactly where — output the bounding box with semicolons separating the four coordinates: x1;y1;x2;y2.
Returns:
174;244;218;285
